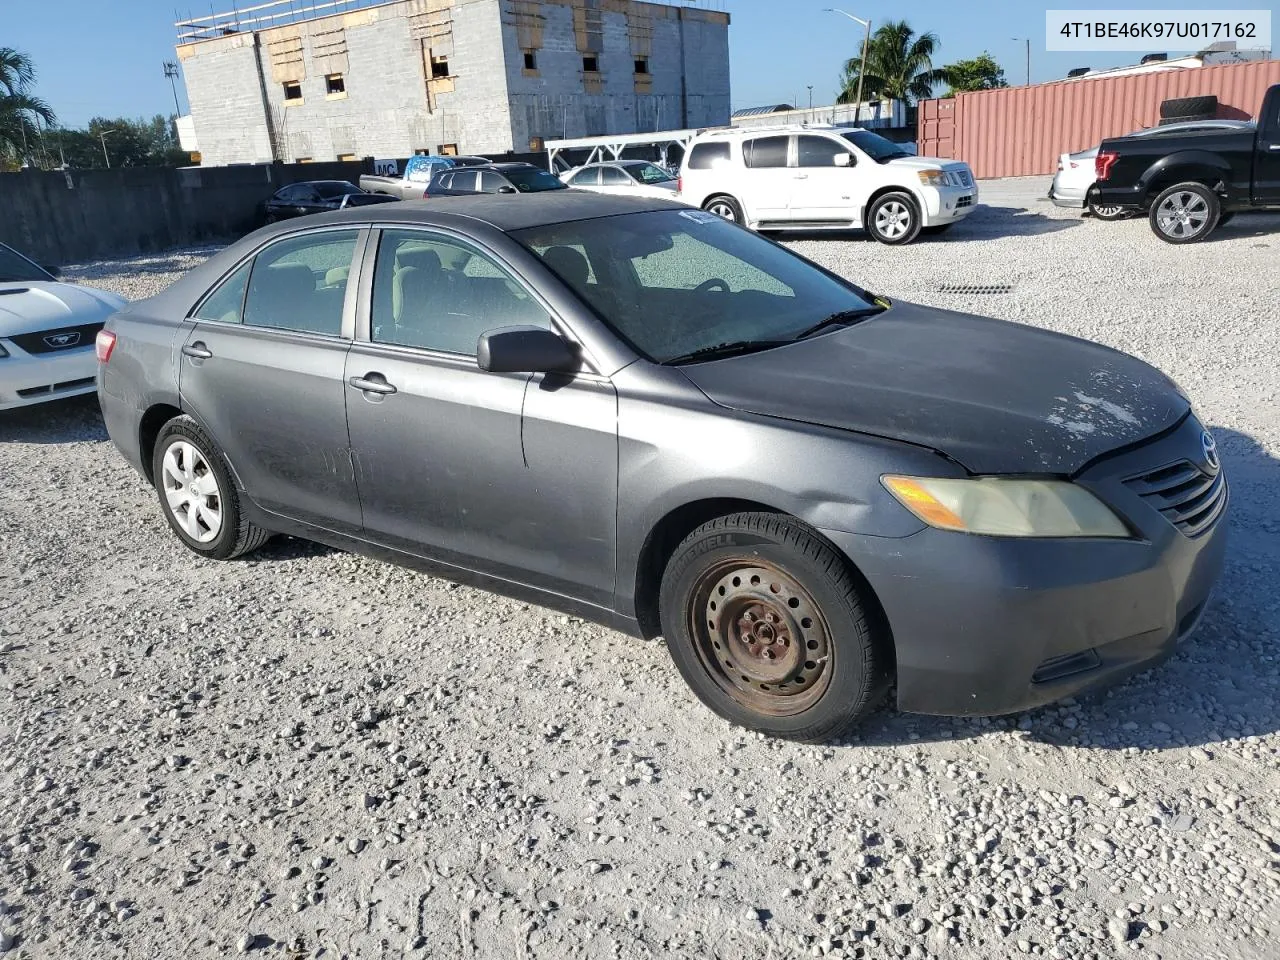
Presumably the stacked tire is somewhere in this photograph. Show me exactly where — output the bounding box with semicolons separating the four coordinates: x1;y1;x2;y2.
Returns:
1157;95;1218;126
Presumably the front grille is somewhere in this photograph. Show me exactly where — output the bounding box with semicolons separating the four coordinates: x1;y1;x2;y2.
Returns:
8;321;103;356
1123;460;1226;537
956;195;973;208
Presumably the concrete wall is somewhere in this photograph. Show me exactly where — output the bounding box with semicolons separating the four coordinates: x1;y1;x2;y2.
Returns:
0;162;368;265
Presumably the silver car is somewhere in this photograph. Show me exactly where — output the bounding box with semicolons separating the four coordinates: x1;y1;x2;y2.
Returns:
97;194;1226;741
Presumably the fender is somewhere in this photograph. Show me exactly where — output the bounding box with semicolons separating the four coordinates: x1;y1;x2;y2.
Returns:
1139;150;1236;200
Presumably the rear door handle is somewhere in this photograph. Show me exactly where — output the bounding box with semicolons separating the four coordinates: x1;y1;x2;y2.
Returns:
349;373;397;396
182;341;213;360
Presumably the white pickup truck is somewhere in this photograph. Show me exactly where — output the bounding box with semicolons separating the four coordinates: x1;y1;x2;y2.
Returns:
678;126;977;245
358;155;489;200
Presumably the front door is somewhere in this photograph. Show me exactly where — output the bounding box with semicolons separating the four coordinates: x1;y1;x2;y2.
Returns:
788;134;861;223
179;228;364;532
344;227;619;606
1255;94;1280;202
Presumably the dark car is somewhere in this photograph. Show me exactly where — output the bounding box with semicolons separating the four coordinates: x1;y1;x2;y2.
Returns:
1094;82;1280;243
95;193;1227;742
425;162;567;197
262;180;398;223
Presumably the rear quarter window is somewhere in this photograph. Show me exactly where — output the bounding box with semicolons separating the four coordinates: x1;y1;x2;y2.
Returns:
687;142;731;170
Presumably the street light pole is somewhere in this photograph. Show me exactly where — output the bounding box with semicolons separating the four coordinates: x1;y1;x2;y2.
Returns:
807;85;813;110
1011;37;1031;86
825;9;872;127
163;61;183;116
99;129;117;169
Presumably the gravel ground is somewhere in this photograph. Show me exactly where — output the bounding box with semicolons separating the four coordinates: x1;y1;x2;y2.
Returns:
2;180;1278;959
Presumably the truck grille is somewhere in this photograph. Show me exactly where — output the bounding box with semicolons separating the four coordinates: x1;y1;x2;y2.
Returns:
7;322;103;356
1123;460;1227;537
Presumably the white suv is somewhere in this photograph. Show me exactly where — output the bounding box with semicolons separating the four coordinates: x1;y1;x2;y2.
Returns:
678;126;977;244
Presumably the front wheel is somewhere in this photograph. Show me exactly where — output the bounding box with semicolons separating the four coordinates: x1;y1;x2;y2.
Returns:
866;192;922;245
703;195;744;225
659;513;889;742
1149;182;1220;244
152;416;272;560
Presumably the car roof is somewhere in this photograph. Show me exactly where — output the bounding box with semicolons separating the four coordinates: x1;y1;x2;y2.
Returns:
259;191;681;233
436;161;538;174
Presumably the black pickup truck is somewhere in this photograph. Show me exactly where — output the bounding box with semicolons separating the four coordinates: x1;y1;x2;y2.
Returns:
1093;82;1280;243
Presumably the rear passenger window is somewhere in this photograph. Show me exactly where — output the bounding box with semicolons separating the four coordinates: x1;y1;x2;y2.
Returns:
600;166;630;185
687;142;730;170
570;167;600;186
241;230;359;337
371;229;549;355
193;260;251;324
743;136;789;169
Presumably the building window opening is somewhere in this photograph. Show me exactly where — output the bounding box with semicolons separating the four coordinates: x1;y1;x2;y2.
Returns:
634;58;648;75
582;55;599;73
325;73;346;96
523;50;537;70
438;143;458;156
282;80;302;102
431;55;450;79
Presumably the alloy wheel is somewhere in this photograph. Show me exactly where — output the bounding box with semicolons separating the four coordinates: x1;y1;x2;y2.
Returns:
706;200;737;221
1156;192;1210;239
161;440;223;543
874;200;912;239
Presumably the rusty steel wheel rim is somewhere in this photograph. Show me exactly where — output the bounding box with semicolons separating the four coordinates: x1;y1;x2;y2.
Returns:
688;559;833;716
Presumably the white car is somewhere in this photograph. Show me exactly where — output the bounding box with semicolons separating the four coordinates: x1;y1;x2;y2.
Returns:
0;243;127;411
1050;119;1256;220
677;125;976;244
560;160;684;200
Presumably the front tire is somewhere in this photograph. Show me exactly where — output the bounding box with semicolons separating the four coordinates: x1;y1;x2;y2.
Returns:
659;513;889;742
703;194;744;225
152;416;271;560
1149;182;1220;244
866;192;922;245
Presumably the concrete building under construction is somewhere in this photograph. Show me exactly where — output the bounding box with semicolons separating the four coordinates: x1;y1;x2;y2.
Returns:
176;0;731;167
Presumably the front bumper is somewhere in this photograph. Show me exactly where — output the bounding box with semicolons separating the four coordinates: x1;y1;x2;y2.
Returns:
919;184;978;226
823;416;1228;716
0;344;98;411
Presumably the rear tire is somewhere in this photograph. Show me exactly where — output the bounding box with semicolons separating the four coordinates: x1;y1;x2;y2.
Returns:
1149;182;1220;244
703;195;744;225
866;192;922;245
151;416;272;561
659;513;890;742
1087;201;1127;221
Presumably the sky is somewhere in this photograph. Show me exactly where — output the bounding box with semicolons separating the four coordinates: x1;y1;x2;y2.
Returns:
6;0;1235;128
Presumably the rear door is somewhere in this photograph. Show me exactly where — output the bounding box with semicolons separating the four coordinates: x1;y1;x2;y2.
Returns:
179;228;364;532
788;134;859;222
740;135;792;220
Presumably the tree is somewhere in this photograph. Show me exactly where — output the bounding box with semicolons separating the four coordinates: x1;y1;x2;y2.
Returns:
942;53;1008;96
836;21;948;106
0;47;56;168
40;115;189;169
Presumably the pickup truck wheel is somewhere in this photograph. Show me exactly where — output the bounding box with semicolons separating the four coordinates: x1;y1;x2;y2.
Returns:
867;192;922;245
1150;182;1220;244
659;513;890;742
703;195;744;225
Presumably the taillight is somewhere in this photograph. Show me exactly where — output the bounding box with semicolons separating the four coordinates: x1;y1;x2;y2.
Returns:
1095;151;1118;181
95;329;117;363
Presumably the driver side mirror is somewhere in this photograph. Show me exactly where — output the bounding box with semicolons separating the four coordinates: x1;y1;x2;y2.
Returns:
497;185;518;194
833;153;854;167
477;326;578;374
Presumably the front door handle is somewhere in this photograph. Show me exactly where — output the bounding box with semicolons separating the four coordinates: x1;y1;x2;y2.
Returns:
1268;143;1280;151
349;373;397;396
182;341;213;360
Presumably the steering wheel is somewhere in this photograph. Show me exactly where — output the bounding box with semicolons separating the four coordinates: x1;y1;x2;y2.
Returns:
694;278;730;294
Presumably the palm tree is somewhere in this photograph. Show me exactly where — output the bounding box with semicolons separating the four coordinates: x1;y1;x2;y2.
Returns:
837;21;948;105
0;47;56;167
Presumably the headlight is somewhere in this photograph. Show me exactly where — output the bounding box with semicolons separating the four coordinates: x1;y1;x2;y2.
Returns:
917;170;947;187
882;476;1129;538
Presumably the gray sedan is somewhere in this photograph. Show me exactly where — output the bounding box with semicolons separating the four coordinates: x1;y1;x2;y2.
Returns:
96;193;1226;741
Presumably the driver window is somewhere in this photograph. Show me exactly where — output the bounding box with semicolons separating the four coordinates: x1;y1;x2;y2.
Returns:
628;232;794;297
796;136;849;168
371;229;550;355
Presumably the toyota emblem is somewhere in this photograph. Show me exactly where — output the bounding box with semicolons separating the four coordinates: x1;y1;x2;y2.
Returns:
1201;431;1220;474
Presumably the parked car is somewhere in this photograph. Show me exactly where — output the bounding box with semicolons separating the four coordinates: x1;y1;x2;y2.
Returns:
359;155;490;199
677;125;976;244
1093;82;1280;243
262;181;398;223
97;193;1226;742
560;160;683;200
1049;120;1257;220
1;242;126;411
426;162;567;196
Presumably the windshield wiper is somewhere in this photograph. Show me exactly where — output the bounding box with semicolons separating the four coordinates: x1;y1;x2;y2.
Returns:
793;306;885;340
661;339;792;365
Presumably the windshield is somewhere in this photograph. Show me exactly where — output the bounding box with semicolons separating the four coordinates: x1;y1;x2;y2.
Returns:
315;181;361;198
0;244;53;283
513;210;882;364
503;167;567;192
841;131;911;163
628;162;675;184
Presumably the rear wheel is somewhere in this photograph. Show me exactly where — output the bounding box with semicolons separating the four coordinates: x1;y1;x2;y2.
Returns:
659;513;889;742
152;416;271;560
1087;201;1127;221
1149;182;1220;244
866;192;922;245
703;195;744;225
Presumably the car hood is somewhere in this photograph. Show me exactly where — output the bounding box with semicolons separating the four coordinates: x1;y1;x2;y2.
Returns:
884;155;969;172
0;281;127;338
678;303;1188;475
